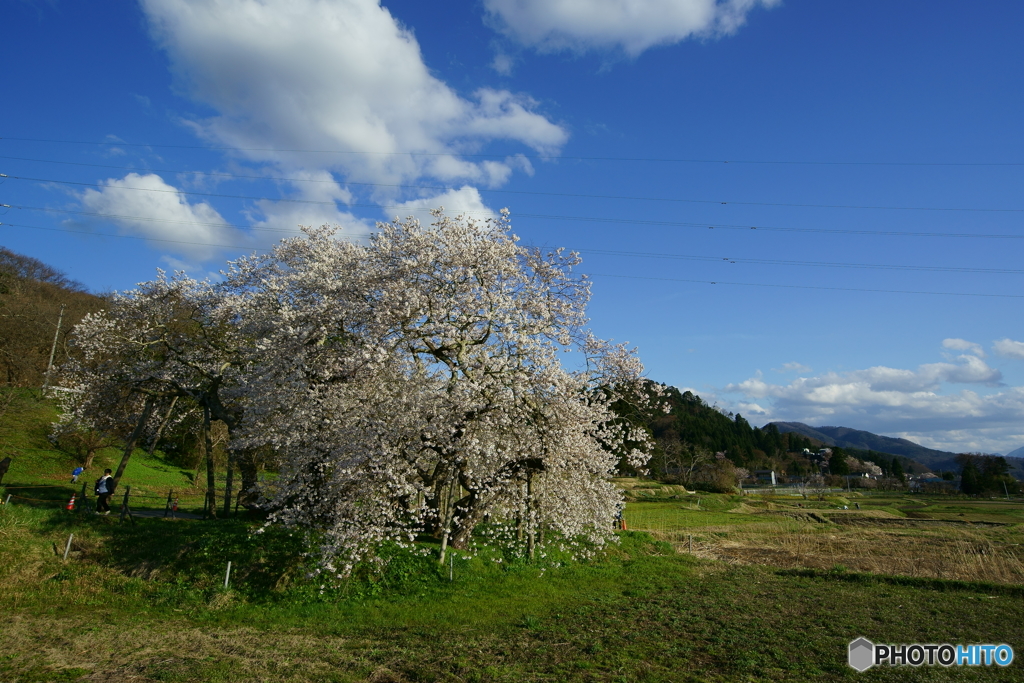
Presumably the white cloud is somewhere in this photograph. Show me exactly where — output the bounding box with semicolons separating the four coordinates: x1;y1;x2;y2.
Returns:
774;362;811;374
942;337;985;357
483;0;780;56
246;171;372;246
80;173;247;261
723;350;1023;453
386;186;497;227
140;0;567;188
491;52;516;76
993;338;1024;360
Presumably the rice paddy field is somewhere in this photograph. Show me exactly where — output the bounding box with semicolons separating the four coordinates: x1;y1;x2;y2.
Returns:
619;479;1024;585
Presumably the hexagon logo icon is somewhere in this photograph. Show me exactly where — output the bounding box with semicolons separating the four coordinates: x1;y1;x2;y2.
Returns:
848;637;874;672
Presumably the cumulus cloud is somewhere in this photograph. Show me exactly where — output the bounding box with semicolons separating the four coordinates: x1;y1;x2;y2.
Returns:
943;338;985;357
140;0;567;188
993;338;1024;360
246;171;372;246
80;173;247;261
386;186;497;227
723;350;1024;453
483;0;780;56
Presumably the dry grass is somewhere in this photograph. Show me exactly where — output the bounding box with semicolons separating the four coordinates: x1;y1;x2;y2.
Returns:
631;512;1024;584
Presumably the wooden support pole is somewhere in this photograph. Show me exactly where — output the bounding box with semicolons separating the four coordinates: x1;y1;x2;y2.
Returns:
203;403;217;519
527;469;535;561
224;561;232;589
42;304;66;391
223;449;235;518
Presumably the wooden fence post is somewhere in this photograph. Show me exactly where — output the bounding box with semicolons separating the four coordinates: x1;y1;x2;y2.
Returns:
119;486;135;525
76;481;87;514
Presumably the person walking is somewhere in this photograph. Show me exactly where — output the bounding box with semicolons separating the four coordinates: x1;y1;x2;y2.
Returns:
95;469;114;514
71;466;84;483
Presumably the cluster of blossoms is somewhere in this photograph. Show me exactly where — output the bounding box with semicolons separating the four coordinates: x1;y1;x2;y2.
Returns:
57;209;659;574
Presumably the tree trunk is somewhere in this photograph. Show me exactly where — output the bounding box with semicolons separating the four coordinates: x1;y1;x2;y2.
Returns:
147;396;178;455
526;470;536;561
438;477;457;564
236;449;260;506
84;448;97;469
203;403;217;519
111;398;155;492
449;489;486;550
223;449;235;517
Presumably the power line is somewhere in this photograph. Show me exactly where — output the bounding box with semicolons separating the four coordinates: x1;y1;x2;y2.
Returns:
11;205;347;235
4;220;1022;283
1;221;264;250
1;221;365;247
588;272;1024;299
17;205;1019;274
4;137;1024;167
582;248;1024;275
9;173;1024;214
11;201;1024;242
9;155;1024;218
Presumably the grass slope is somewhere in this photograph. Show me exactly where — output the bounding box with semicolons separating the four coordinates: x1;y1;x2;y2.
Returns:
2;506;1022;682
1;389;211;511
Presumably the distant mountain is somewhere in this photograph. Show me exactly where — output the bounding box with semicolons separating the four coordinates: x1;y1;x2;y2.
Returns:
769;422;962;473
767;422;1024;480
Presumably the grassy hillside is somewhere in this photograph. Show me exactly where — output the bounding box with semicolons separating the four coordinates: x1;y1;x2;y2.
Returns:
1;388;209;511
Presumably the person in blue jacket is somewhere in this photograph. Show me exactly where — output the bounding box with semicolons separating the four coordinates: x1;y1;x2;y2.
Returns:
71;466;84;483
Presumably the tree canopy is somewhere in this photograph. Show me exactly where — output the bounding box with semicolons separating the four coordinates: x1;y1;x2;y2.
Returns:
56;210;658;573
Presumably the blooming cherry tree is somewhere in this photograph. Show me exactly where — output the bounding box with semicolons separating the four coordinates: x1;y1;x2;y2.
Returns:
227;209;658;573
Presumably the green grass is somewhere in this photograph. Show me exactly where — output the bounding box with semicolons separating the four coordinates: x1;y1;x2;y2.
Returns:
624;501;764;531
4;394;1024;681
1;389;210;510
2;505;1022;682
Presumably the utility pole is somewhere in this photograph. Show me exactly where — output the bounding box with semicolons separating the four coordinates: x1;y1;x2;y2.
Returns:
42;304;66;390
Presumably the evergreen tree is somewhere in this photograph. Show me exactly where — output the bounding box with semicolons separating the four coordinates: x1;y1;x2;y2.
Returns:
960;460;980;495
891;457;905;483
829;450;850;476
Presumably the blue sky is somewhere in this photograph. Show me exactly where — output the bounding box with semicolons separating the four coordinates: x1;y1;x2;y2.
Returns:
5;0;1024;455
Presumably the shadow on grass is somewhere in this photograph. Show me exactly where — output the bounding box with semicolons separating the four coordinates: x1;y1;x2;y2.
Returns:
1;481;79;507
776;566;1024;597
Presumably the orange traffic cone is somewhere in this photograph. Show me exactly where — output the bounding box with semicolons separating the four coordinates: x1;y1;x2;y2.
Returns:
66;494;76;511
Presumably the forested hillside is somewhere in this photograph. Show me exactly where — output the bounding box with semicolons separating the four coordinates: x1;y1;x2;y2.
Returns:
629;384;813;475
770;421;961;472
0;247;105;386
623;383;927;481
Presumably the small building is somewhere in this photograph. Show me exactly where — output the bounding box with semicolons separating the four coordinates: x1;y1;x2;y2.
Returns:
753;469;777;486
